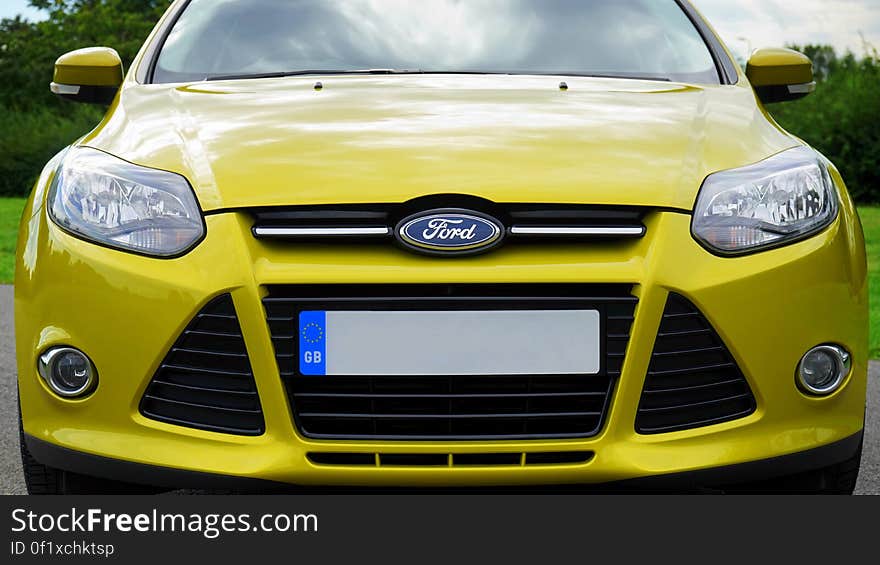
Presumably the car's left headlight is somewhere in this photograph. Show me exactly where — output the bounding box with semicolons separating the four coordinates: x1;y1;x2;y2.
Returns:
692;146;838;255
48;147;205;257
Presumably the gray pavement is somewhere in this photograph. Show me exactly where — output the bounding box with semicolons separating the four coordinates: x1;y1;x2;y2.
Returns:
1;285;20;495
0;285;877;494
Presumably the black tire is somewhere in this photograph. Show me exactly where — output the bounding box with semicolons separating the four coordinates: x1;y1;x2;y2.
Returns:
724;439;863;495
19;416;163;495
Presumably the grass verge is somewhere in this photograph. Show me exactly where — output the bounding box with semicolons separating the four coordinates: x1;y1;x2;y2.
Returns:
859;207;880;359
0;198;26;284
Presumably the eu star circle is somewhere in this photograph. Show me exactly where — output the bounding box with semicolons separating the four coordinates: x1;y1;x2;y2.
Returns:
302;322;324;344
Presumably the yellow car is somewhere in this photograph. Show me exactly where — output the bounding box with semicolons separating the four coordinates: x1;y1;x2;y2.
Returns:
16;0;867;494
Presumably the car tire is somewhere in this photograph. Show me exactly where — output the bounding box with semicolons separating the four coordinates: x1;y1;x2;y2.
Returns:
19;415;163;495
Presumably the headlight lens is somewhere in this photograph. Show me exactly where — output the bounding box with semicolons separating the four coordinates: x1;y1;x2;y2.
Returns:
692;147;838;255
49;147;204;257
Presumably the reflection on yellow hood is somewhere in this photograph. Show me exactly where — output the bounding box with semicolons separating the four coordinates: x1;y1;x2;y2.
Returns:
82;74;797;211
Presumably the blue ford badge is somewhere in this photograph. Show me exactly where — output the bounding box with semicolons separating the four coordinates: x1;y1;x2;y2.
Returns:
396;209;504;255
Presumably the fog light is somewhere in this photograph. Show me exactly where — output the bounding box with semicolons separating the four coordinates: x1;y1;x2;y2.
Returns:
797;345;851;396
37;347;97;398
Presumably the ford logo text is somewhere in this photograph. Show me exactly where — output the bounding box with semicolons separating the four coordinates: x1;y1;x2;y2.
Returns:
396;210;504;256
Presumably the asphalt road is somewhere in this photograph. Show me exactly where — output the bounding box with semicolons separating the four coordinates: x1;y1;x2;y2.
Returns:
0;284;877;494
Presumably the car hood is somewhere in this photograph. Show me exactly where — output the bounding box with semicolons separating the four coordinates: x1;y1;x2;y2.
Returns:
82;74;798;212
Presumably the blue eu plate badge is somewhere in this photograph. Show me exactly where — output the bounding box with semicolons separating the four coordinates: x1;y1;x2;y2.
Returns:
299;311;326;375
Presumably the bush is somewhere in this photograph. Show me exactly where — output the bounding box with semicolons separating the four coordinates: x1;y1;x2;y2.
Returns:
767;46;880;203
0;1;169;197
0;1;171;112
0;104;101;196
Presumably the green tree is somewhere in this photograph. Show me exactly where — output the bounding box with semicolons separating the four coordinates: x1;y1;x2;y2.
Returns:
768;46;880;203
0;0;170;111
789;44;838;81
0;1;171;195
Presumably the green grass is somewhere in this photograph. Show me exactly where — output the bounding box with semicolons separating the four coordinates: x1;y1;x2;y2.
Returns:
0;198;877;357
0;198;26;284
860;206;880;359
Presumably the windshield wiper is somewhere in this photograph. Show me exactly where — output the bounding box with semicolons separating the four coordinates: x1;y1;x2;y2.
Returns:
411;71;674;81
206;69;428;81
204;69;526;81
558;72;672;82
205;69;672;82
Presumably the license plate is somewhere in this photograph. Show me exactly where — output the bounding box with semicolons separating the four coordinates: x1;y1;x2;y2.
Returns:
298;310;600;376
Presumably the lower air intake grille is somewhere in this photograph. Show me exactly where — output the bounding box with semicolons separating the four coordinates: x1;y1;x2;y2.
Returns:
140;295;264;436
306;451;595;467
264;284;636;441
636;293;756;434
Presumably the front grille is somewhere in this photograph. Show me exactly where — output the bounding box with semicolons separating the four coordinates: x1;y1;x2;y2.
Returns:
635;293;756;434
140;295;264;436
250;201;648;243
264;284;636;440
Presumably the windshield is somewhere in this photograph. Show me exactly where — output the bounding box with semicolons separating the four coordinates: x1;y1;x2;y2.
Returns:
153;0;720;84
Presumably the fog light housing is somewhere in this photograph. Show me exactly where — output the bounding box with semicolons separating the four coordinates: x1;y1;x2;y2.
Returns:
797;345;851;396
37;347;97;398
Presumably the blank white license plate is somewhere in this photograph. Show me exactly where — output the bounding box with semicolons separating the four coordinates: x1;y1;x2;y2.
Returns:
298;310;600;376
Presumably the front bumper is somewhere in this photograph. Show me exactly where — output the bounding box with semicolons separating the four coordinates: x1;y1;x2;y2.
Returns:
15;194;869;488
22;430;865;492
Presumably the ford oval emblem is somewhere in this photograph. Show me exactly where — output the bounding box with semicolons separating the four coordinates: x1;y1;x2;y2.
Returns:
396;209;504;256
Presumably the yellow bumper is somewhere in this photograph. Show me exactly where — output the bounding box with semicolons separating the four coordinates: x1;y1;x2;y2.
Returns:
15;189;868;487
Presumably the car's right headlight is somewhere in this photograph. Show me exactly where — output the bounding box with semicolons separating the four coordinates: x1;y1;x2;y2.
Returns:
692;146;838;255
48;147;205;257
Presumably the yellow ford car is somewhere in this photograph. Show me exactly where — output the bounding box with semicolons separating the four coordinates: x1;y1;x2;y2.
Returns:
16;0;867;494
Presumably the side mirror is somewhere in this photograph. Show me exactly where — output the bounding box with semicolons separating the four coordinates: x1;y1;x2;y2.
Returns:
51;47;124;105
746;47;815;104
